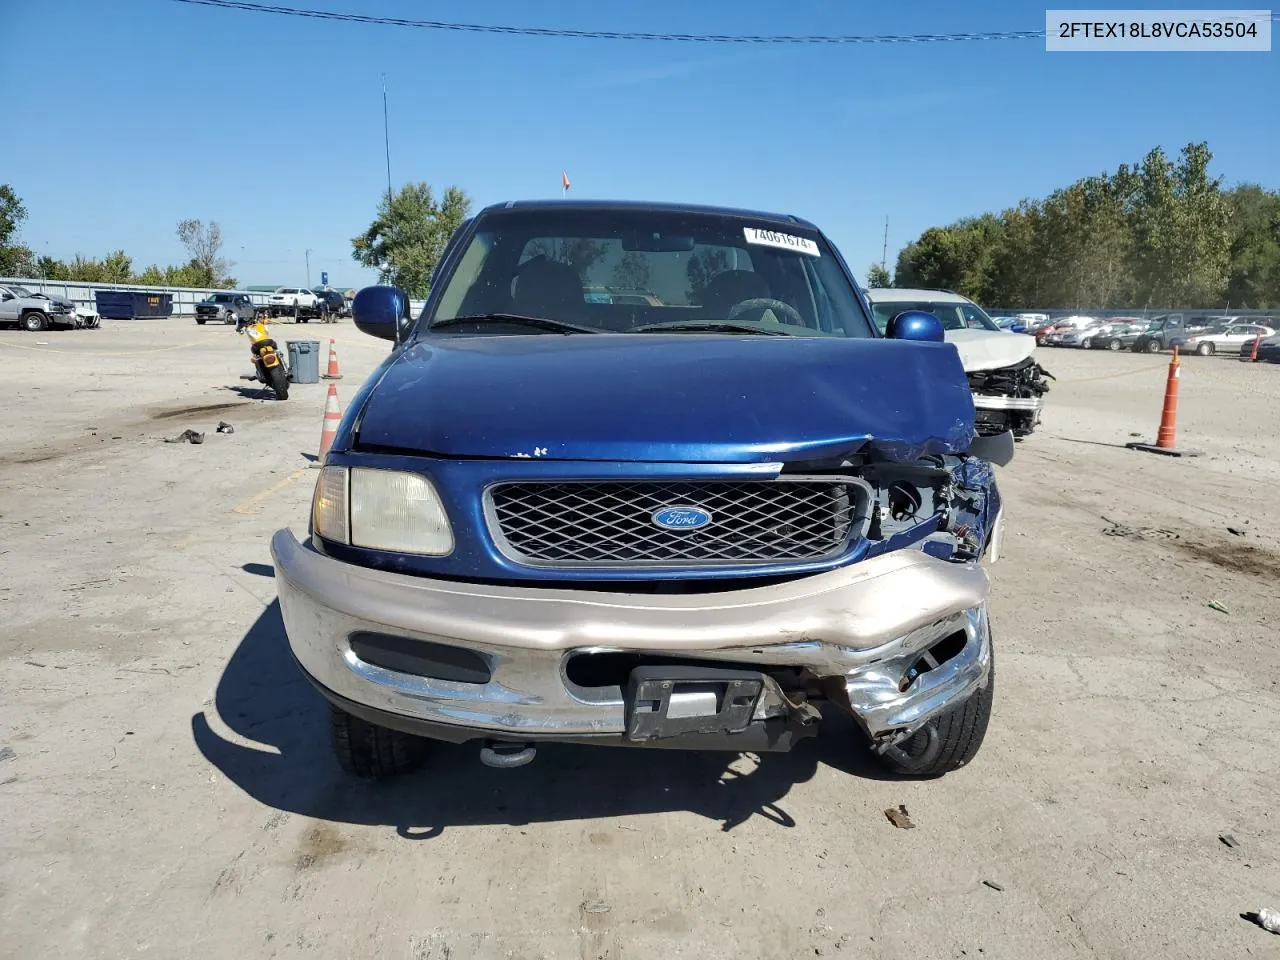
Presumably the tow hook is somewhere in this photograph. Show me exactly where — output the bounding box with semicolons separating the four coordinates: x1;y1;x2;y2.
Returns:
479;740;536;769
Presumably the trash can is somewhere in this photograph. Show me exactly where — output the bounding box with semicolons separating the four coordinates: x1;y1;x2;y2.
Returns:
286;339;321;384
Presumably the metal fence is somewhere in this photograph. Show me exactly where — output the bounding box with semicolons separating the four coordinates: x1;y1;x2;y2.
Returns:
0;277;284;317
2;276;425;321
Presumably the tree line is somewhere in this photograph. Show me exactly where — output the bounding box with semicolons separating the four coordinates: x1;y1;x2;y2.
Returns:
872;142;1280;310
0;185;235;289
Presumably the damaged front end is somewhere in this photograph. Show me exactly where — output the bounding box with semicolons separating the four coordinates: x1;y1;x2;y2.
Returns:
969;356;1054;437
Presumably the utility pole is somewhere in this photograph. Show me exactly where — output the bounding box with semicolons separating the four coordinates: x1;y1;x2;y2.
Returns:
382;74;393;205
880;217;889;271
305;249;312;288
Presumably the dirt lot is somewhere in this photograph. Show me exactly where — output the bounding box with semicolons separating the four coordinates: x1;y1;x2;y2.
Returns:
1;321;1278;960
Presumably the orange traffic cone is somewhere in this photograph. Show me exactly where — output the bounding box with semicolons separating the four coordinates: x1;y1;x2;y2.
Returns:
1126;346;1202;458
312;383;341;467
323;338;343;379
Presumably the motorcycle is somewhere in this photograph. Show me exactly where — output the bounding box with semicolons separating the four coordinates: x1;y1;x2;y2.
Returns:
236;313;290;400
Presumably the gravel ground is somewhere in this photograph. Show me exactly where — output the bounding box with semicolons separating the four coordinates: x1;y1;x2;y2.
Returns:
1;322;1278;960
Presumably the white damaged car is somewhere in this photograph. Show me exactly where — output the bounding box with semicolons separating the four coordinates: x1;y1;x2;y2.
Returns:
864;288;1053;437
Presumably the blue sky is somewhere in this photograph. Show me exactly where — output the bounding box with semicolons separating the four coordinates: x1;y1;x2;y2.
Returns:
2;0;1276;289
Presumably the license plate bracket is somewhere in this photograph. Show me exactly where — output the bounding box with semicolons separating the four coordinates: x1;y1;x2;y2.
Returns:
624;666;764;742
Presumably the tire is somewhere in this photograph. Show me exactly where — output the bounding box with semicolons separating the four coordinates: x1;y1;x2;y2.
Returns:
1195;342;1213;356
874;640;995;778
329;704;428;780
1081;339;1092;349
1144;338;1161;353
22;311;48;332
226;312;238;326
266;363;290;400
1108;339;1121;351
196;318;207;325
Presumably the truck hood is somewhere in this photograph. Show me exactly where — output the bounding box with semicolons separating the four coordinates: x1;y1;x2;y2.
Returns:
353;334;977;464
944;329;1037;372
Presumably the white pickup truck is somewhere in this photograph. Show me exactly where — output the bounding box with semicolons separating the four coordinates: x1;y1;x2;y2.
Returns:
267;286;321;320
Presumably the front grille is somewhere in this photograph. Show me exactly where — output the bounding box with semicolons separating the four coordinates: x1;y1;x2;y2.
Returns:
487;478;870;568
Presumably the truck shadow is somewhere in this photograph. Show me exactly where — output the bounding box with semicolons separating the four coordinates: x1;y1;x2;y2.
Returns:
192;600;897;837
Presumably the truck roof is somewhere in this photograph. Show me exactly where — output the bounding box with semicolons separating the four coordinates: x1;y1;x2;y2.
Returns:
478;198;817;230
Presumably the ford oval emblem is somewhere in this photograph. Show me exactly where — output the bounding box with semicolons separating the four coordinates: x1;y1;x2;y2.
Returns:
651;505;712;531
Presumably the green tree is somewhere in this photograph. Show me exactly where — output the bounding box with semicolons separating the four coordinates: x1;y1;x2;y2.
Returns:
351;183;472;298
1225;184;1280;308
176;219;233;287
866;263;891;288
0;184;32;275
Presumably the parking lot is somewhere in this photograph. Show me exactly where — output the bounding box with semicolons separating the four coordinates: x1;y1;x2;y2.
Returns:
2;321;1279;959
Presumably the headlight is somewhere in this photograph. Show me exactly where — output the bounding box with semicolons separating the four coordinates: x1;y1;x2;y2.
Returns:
312;465;453;555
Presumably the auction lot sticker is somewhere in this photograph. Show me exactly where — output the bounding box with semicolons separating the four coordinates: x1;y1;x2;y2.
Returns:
744;228;820;256
1046;10;1272;51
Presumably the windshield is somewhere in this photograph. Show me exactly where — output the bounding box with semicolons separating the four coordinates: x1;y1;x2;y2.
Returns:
10;285;32;296
868;299;1002;333
425;207;875;338
211;294;233;302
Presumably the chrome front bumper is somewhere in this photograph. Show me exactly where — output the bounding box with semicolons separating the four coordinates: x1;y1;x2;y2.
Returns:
271;529;993;746
972;394;1043;413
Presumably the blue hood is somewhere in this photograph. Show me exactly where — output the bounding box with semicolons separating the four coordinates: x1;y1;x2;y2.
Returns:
354;334;976;464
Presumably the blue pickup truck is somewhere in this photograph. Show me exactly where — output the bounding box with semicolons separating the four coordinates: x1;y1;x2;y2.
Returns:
271;199;1010;781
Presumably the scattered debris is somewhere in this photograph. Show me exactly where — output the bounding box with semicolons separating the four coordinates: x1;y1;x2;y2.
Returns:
163;429;205;445
1243;907;1280;934
884;805;915;829
581;899;611;914
216;421;235;434
1220;834;1240;849
1227;527;1246;537
1207;600;1230;615
0;746;15;762
1128;432;1142;437
982;880;1005;892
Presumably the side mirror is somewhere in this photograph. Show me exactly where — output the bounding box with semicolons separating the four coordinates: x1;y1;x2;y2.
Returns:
352;284;412;341
886;309;945;343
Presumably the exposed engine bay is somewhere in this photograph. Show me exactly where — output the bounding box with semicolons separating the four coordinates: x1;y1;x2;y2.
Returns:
969;357;1054;437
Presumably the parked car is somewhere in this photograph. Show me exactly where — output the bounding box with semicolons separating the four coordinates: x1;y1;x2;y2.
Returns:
273;199;1011;783
313;290;347;318
1090;322;1149;351
1242;333;1280;362
1059;319;1140;349
0;283;78;331
863;287;1052;438
1041;316;1103;346
267;287;320;317
195;292;257;325
989;315;1021;331
1130;313;1217;353
1176;322;1276;356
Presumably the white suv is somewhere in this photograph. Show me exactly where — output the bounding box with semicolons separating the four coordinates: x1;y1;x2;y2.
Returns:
267;287;319;315
863;287;1053;438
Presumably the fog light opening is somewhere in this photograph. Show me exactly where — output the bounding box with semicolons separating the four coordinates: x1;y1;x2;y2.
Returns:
898;630;968;692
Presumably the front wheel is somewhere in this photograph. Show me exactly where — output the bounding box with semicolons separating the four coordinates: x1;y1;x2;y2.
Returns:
1108;338;1121;351
1145;339;1161;353
874;642;994;778
1196;342;1213;356
1081;339;1092;349
22;311;48;332
266;363;290;400
329;704;429;780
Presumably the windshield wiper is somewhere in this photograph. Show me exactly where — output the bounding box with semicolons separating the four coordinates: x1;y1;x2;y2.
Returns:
430;313;601;335
631;320;792;337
